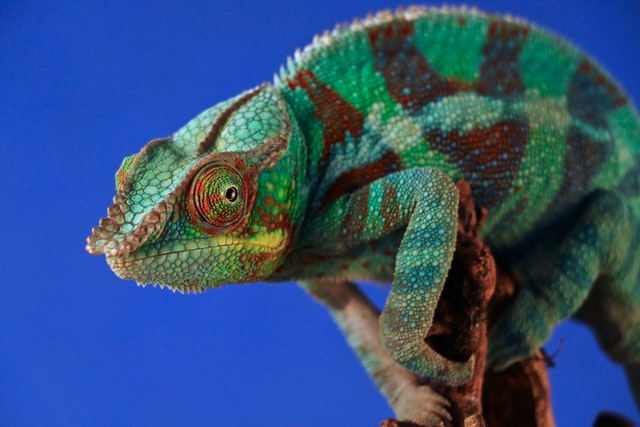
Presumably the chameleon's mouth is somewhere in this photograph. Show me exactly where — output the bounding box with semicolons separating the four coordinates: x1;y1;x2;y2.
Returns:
106;247;219;293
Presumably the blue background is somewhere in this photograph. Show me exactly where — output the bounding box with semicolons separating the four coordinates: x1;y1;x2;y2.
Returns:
2;1;639;426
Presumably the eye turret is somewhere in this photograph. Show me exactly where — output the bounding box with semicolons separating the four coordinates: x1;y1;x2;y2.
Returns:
189;164;248;232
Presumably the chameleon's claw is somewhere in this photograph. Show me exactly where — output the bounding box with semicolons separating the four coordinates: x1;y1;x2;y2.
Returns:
391;382;452;426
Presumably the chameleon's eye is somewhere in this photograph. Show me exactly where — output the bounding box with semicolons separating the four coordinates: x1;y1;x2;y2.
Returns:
224;186;239;202
189;164;247;231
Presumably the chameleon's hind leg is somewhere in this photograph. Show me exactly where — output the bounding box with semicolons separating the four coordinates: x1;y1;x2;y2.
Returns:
573;217;640;408
300;279;452;425
487;190;640;384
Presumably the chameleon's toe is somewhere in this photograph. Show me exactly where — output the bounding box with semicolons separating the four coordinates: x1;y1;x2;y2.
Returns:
391;382;452;425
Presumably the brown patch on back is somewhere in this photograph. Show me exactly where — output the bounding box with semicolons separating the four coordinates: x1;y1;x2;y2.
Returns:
568;60;627;129
544;59;626;218
319;151;402;206
427;119;529;208
287;69;364;165
477;20;528;98
563;128;610;193
369;19;469;112
544;127;611;222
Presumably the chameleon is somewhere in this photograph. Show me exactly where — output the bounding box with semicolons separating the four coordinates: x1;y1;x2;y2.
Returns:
87;6;640;425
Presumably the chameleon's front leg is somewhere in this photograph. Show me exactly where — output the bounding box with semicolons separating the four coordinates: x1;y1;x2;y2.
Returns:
301;168;474;386
376;169;474;386
300;279;452;425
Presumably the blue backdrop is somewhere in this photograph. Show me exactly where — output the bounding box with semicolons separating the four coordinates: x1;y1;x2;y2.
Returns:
2;1;639;426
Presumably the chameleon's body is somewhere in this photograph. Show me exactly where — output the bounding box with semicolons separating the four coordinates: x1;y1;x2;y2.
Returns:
88;7;640;424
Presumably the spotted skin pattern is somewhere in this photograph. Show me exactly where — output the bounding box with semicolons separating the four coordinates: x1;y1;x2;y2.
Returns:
87;7;640;424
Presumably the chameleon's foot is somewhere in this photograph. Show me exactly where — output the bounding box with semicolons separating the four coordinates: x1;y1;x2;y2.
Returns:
391;382;452;427
301;279;456;426
487;290;552;371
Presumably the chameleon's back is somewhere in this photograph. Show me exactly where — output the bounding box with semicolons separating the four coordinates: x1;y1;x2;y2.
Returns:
274;6;640;252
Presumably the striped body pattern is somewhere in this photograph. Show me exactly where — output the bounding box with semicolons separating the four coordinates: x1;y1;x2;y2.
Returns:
88;7;640;424
274;8;639;252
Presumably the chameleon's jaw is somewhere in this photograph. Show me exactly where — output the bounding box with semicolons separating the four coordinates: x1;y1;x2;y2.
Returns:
106;251;210;293
104;230;290;292
106;244;232;292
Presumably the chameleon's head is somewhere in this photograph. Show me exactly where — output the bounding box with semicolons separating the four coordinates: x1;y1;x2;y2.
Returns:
87;84;307;292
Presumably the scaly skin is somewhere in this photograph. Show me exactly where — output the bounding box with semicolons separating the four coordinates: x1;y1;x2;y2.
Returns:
87;6;640;424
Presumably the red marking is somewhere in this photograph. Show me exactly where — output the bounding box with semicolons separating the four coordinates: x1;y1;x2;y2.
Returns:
560;127;609;199
266;212;290;233
458;16;466;26
555;58;625;214
369;21;412;46
238;251;278;280
381;182;401;232
568;60;628;128
115;168;129;192
340;186;371;237
320;151;402;206
288;70;364;164
368;20;470;112
477;20;528;98
427;119;528;209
